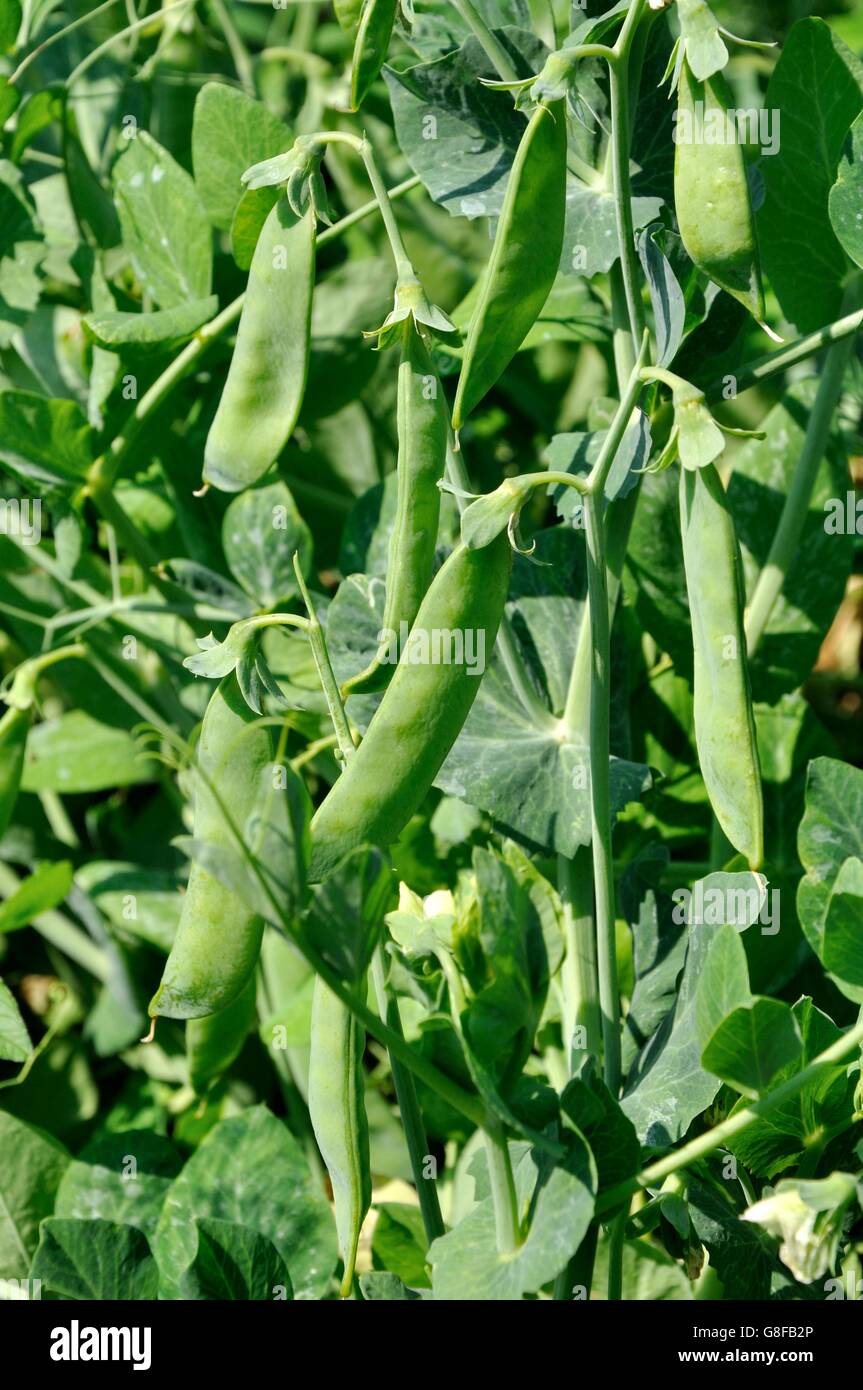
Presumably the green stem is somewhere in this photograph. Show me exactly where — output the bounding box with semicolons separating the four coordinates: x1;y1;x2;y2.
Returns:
584;490;620;1095
65;0;195;87
370;950;445;1244
606;1210;626;1301
292;556;356;764
608;2;647;353
586;332;650;496
597;1011;863;1215
8;0;123;84
704;307;863;402
558;849;600;1069
210;0;255;96
450;0;519;83
744;301;859;656
484;1121;520;1255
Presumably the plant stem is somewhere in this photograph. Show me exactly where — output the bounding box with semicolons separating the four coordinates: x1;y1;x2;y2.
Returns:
450;0;519;83
484;1121;521;1254
8;0;124;84
210;0;255;96
597;1011;863;1215
584;489;620;1095
370;950;445;1244
292;556;356;764
704;306;863;402
744;303;859;656
606;1211;626;1300
65;0;195;88
558;848;600;1068
609;1;647;352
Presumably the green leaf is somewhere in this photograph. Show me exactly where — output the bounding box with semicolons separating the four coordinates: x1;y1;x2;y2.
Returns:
178;1218;293;1300
759;19;863;331
222;480;313;608
0;977;31;1062
21;712;156;793
192;82;291;232
0;1;22;50
359;1270;422;1299
301;845;393;984
687;1178;778;1301
0;391;93;485
727;999;854;1179
230;183;279;270
821;856;863;1001
112;131;212;308
830;109;863;268
54;1131;183;1240
152;1106;337;1299
371;1203;430;1288
10;86;63;164
0;1113;69;1282
0;860;73;934
695;922;752;1049
429;1133;595;1300
82;296;218;353
797;757;863;963
31;1218;159;1299
591;1230;693;1300
702;998;802;1099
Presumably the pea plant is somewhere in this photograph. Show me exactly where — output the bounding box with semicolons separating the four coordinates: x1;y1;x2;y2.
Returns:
2;0;863;1306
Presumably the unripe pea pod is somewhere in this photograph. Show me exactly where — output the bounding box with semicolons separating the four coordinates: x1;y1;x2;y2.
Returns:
343;317;448;695
453;100;567;430
349;0;398;112
149;677;274;1020
311;533;512;880
204;197;315;493
679;463;763;868
308;975;371;1297
0;705;29;840
187;973;257;1096
674;57;765;322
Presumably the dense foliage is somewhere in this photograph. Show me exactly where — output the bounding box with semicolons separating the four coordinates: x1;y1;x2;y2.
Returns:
2;0;863;1304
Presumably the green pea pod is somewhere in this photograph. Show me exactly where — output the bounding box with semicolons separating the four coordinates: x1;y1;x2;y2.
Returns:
334;0;363;33
187;973;257;1096
311;534;512;880
452;100;567;431
674;58;765;322
0;705;29;840
349;0;398;111
308;976;371;1297
679;464;763;868
149;677;274;1019
344;318;448;694
204;198;315;493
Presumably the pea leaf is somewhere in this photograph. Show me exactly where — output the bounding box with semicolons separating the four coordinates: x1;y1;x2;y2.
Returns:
0;391;94;486
759;19;863;332
0;860;73;934
300;845;393;984
820;855;863;1002
222;481;313;608
701;997;802;1099
152;1106;337;1299
0;1112;69;1283
113;132;212;308
178;1219;293;1300
192;82;292;232
31;1218;159;1299
797;757;863;965
21;712;156;793
830;109;863;268
54;1130;182;1240
0;977;31;1062
82;296;218;353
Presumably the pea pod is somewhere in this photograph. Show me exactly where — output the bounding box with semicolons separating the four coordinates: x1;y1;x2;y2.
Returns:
187;974;257;1096
311;534;512;880
149;677;274;1020
0;705;29;840
344;318;448;694
204;198;315;493
679;463;763;868
452;100;567;431
674;58;765;321
308;976;371;1296
349;0;398;112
